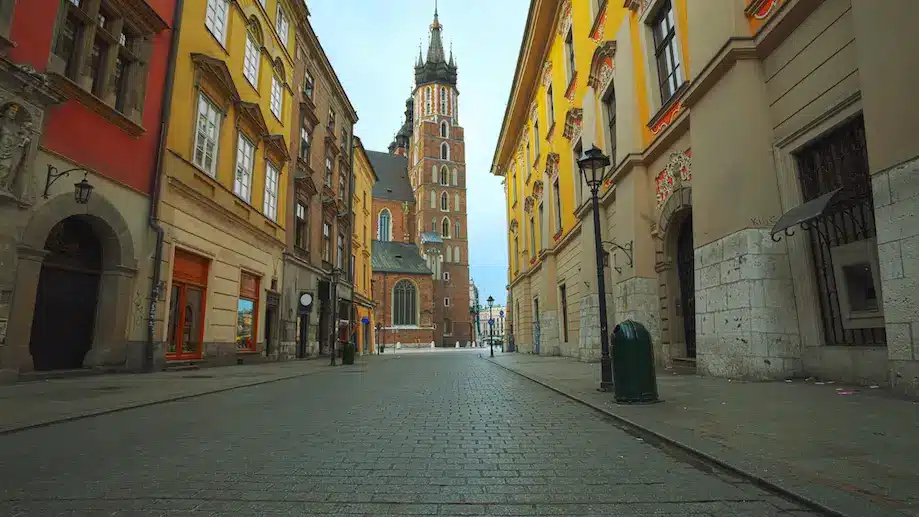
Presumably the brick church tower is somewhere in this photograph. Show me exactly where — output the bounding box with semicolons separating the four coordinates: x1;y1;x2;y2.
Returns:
388;6;470;346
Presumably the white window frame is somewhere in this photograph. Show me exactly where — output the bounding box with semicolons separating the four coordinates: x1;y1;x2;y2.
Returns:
193;94;221;176
270;76;283;119
234;133;255;202
440;87;447;115
263;162;279;221
243;33;260;88
275;3;290;47
441;142;450;161
440;120;449;138
444;297;451;307
443;272;451;281
205;0;230;45
440;192;449;212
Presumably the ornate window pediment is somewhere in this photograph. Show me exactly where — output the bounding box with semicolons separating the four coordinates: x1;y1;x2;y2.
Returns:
191;54;241;110
654;150;692;209
545;153;560;178
562;108;583;142
532;180;544;201
588;41;617;92
236;101;269;139
541;61;553;89
556;0;573;36
509;219;519;233
523;196;535;213
263;134;290;163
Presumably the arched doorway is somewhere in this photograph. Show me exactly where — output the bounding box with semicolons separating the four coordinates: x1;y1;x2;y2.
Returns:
29;216;102;371
675;213;696;358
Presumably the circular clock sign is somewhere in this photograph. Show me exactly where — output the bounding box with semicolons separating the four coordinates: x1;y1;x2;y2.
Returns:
299;293;313;307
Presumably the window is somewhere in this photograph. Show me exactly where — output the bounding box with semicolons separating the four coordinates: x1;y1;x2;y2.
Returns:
452;168;458;185
440;87;447;115
553;178;562;232
546;85;555;128
565;28;576;84
441;192;449;211
378;209;392;241
299;126;311;161
243;33;260;87
237;272;260;352
534;119;540;158
443;272;451;281
270;75;283;119
529;216;536;253
167;250;209;360
573;140;584;204
425;87;432;115
393;280;417;326
338;171;345;200
454;245;460;263
264;163;279;221
442;218;450;238
604;88;617;162
295;202;309;249
205;0;230;44
446;246;453;262
234;134;255;201
431;218;436;232
444;297;451;307
441;142;450;161
513;236;520;272
303;69;314;98
194;94;221;176
454;194;460;212
337;233;344;269
560;284;569;342
322;221;331;262
538;203;545;251
651;0;682;103
440;166;449;185
325;156;333;187
440;120;448;138
455;220;461;238
275;4;290;47
430;191;436;209
328;108;336;132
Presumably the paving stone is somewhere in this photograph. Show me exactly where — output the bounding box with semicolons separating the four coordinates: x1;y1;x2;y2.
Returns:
0;353;815;516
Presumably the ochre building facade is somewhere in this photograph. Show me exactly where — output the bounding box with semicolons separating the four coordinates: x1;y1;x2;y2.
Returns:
494;0;919;398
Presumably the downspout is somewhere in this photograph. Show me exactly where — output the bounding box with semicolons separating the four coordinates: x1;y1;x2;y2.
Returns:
346;134;356;342
145;0;184;373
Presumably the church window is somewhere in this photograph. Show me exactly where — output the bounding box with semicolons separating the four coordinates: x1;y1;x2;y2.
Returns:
441;142;449;160
378;209;392;241
452;168;458;185
425;87;432;115
440;166;449;185
440;120;448;138
442;217;451;238
393;280;417;326
430;191;436;208
454;194;460;211
441;192;449;211
440;87;447;115
455;220;461;238
446;246;453;262
454;245;460;262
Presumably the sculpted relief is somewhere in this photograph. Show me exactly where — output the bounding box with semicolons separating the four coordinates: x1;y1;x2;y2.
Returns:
0;102;36;204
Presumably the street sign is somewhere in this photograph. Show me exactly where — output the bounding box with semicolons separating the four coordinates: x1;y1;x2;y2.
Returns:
488;319;495;326
361;317;369;324
499;310;505;318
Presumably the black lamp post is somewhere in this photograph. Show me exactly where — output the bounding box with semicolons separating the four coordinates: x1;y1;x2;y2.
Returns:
577;145;614;392
330;267;342;366
375;322;383;354
469;304;476;348
487;295;495;358
499;310;505;352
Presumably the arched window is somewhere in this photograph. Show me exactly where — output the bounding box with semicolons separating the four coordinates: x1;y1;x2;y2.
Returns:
446;246;453;262
440;192;449;211
425;87;432;115
393;280;417;326
440;87;447;114
441;217;450;238
454;245;460;262
378;209;392;241
440;166;449;185
431;218;436;232
432;165;437;183
440;120;448;138
454;194;460;211
430;190;436;208
441;142;449;160
452;168;458;185
455;220;461;238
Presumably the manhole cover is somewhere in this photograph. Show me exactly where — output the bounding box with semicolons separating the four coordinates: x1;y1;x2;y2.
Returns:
93;386;123;392
182;374;215;379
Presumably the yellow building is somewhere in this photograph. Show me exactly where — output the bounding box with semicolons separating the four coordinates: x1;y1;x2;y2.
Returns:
351;137;378;354
154;0;299;367
494;0;919;395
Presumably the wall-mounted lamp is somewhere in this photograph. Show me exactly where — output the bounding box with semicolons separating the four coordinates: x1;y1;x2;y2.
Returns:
44;165;94;204
603;239;634;274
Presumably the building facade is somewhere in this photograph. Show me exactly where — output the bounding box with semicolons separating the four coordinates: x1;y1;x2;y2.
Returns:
494;0;919;397
351;136;377;354
370;7;472;347
0;0;175;380
280;3;358;360
476;305;507;343
154;0;300;368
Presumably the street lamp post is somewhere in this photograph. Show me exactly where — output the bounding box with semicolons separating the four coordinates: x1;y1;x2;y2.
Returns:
469;304;476;348
330;267;342;367
577;145;614;392
487;295;495;358
499;310;505;352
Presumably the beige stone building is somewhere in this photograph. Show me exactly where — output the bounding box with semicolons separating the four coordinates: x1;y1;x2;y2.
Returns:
493;0;919;397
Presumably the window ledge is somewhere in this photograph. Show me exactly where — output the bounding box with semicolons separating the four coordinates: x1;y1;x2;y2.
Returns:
647;81;690;133
48;72;145;137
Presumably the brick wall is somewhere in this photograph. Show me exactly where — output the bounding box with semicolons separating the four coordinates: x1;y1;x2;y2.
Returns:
372;199;415;243
372;271;435;347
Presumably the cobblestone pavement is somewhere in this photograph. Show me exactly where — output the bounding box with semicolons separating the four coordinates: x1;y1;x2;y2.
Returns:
0;353;821;516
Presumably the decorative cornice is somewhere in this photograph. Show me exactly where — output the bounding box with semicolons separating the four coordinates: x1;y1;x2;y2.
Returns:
745;0;783;19
540;61;553;89
589;0;609;42
545;152;560;178
588;41;617;91
647;82;689;136
654;149;692;209
556;0;573;36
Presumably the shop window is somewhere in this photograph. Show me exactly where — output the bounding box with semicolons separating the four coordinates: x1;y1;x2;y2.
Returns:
236;272;260;351
168;249;209;360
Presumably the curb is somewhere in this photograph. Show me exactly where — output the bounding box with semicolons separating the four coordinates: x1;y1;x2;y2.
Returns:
486;358;855;517
0;366;335;436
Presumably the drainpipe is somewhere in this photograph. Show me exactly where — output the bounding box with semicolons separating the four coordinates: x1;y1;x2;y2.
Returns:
347;134;356;342
145;0;184;373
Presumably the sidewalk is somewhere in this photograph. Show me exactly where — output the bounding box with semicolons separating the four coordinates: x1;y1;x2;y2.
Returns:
0;358;372;434
489;353;919;517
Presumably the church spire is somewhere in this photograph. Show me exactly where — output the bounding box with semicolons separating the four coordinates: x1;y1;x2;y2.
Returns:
426;1;446;64
414;0;458;87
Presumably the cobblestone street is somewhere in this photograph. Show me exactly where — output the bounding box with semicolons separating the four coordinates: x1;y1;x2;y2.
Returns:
0;352;820;516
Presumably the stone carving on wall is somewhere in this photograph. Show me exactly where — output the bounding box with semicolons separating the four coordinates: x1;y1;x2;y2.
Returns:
0;103;31;194
523;196;535;213
545;152;560;178
746;0;784;20
588;41;617;92
532;180;544;201
556;0;573;36
562;108;583;142
654;150;692;209
540;61;553;89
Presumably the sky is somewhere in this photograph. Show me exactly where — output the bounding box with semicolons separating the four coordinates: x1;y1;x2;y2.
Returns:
307;0;528;306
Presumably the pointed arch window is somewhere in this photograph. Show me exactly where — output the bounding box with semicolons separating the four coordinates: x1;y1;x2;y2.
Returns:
454;245;460;263
441;217;451;238
454;194;460;211
446;246;453;262
378;209;392;241
430;190;436;208
393;280;417;326
452;168;458;185
440;120;449;138
425;86;432;115
440;192;449;211
454;220;461;238
432;165;437;183
440;87;447;115
431;217;436;232
440;166;449;185
441;142;450;161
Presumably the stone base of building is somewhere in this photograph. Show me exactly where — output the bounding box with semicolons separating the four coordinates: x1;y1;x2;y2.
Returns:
578;293;617;363
695;228;803;380
873;155;919;398
615;276;660;358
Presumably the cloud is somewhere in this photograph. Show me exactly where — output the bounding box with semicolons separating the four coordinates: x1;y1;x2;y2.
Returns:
309;0;528;305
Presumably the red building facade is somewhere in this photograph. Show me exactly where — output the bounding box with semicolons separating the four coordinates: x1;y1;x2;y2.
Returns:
0;0;176;381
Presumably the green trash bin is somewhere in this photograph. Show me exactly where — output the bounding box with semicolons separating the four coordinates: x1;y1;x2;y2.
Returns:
341;341;356;365
612;320;659;404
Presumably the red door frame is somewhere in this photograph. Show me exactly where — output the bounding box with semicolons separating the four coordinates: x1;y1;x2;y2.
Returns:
167;249;209;361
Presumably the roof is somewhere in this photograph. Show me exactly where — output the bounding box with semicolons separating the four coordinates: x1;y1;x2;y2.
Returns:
371;241;432;275
367;151;414;202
